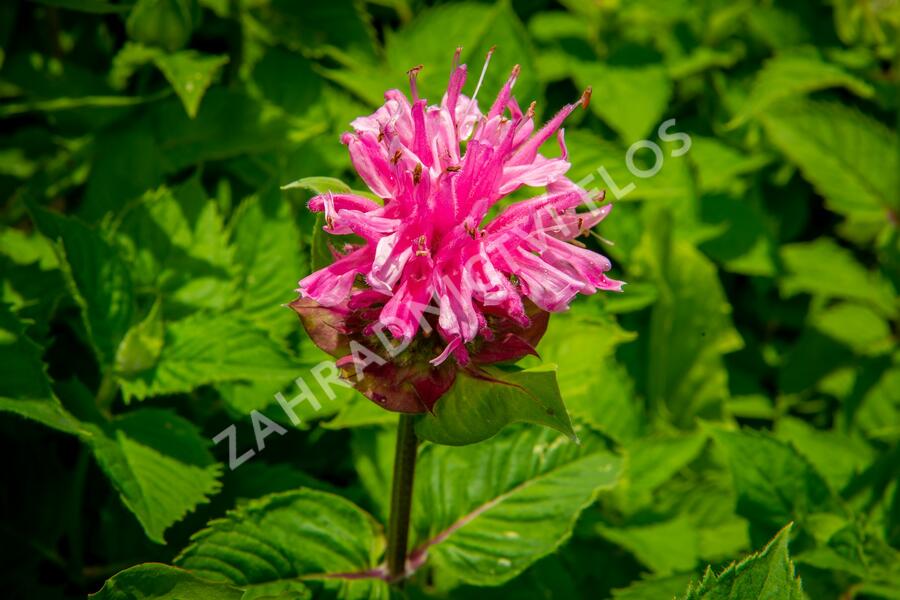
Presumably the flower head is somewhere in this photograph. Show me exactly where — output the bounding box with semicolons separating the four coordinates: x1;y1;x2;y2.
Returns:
291;48;623;413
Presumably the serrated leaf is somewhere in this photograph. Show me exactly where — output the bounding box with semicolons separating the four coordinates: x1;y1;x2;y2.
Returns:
86;407;223;544
228;188;302;338
174;489;389;599
775;417;874;492
111;182;236;315
385;1;539;106
710;427;842;529
780;239;897;318
678;524;803;600
119;313;298;400
729;50;874;128
760;99;898;217
29;205;134;367
574;61;672;142
91;563;245;600
0;303;88;436
415;364;576;446
153;51;229;118
411;425;622;585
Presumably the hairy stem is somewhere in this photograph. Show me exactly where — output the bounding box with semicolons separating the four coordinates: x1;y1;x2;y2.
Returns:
386;413;418;582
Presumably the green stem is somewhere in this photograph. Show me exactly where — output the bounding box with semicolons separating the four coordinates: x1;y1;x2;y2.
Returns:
96;371;118;415
386;413;418;582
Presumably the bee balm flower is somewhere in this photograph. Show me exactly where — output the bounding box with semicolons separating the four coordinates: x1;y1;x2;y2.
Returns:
291;49;623;413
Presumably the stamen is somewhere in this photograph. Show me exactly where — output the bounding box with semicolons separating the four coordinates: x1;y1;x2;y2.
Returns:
407;64;423;102
446;165;461;172
452;46;462;71
525;101;536;120
580;86;592;110
472;45;495;103
413;163;423;184
391;150;402;165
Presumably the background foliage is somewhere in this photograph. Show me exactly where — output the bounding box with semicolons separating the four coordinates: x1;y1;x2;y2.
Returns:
1;0;898;598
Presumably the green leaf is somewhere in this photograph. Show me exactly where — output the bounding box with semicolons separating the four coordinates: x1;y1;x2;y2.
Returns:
280;176;352;194
412;425;622;586
174;489;388;598
530;302;641;443
111;183;236;315
119;313;298;400
109;42;162;89
775;417;874;492
386;1;539;106
152;51;229;118
854;367;900;442
0;90;170;118
91;564;245;600
622;432;708;500
255;0;378;65
115;300;164;378
697;193;778;277
415;364;576;446
810;302;893;356
612;574;696;600
729;50;875;128
595;516;699;574
0;304;88;436
780;239;897;318
678;524;803;600
326;395;396;430
34;0;131;13
710;427;842;529
29;205;134;367
126;0;198;53
687;137;771;193
574;61;673;142
760;99;898;217
0;228;57;269
87;406;223;544
639;211;743;426
228;188;302;338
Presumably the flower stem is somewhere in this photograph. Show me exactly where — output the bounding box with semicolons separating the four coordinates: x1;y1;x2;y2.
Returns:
387;413;418;582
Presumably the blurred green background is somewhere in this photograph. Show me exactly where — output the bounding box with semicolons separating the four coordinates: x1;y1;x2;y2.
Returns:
0;0;898;598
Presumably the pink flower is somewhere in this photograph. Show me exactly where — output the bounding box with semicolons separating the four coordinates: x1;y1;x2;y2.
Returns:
291;49;623;413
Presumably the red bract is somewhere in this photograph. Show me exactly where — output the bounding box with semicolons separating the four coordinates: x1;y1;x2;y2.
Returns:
291;48;623;413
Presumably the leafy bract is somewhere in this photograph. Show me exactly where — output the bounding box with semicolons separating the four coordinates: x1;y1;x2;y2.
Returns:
415;364;576;446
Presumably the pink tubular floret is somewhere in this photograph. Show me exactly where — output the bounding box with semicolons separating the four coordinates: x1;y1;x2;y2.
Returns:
298;51;623;365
